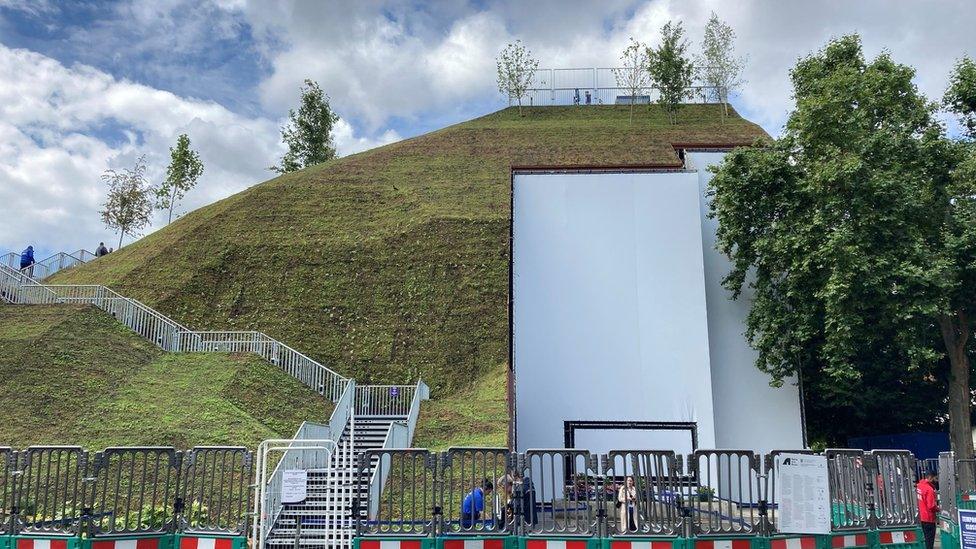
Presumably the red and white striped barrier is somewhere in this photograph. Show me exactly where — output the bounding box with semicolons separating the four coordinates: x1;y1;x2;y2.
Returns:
769;537;817;549
695;540;753;549
17;540;69;549
611;541;679;549
525;540;588;549
832;534;869;548
878;531;918;545
360;541;423;549
91;539;161;549
179;538;236;549
443;540;505;549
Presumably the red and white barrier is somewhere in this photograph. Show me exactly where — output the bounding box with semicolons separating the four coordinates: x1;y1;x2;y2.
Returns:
179;538;236;549
525;540;588;549
611;541;679;549
769;537;817;549
17;540;69;549
360;541;423;549
443;540;505;549
878;531;918;545
695;540;753;549
832;534;869;548
91;539;161;549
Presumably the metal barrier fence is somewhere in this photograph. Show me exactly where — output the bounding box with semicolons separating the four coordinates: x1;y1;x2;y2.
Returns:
0;445;252;537
356;447;918;538
356;386;418;417
518;67;724;106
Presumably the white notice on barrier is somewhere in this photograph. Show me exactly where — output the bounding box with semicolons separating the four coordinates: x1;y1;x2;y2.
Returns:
281;469;308;504
774;453;831;535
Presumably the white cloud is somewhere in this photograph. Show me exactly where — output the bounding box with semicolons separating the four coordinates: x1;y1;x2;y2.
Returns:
0;44;393;254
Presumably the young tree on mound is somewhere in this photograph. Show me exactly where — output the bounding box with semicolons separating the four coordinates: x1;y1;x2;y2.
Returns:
156;133;203;224
613;37;651;124
710;35;976;471
496;40;539;117
696;12;746;120
100;156;154;249
272;79;339;174
648;21;695;125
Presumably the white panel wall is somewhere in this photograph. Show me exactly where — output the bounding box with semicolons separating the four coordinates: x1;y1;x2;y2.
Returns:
686;151;805;452
512;172;716;452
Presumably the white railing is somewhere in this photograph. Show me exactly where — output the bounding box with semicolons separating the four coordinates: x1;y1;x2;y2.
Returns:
356;384;421;416
0;266;351;402
365;380;429;518
516;66;725;106
2;250;95;280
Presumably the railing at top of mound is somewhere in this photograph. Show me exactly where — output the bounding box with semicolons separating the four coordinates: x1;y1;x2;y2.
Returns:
2;249;94;279
515;66;727;107
0;263;351;402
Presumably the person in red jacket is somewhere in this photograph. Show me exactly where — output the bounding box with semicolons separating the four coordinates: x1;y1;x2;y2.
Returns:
917;470;939;549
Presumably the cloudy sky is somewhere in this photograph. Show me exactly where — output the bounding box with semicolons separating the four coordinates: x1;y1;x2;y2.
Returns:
1;0;974;256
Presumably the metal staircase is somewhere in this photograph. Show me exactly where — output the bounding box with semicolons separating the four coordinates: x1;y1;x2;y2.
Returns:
265;415;405;547
1;249;94;280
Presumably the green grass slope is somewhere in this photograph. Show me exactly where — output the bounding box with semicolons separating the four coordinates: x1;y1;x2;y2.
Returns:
0;304;331;449
52;105;767;446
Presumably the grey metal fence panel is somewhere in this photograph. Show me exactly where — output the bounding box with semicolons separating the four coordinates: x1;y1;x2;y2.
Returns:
357;448;436;537
521;449;600;537
688;450;762;535
17;446;89;536
825;449;872;531
0;448;13;535
440;448;512;535
356;385;417;417
871;450;917;528
89;447;181;536
180;446;252;535
603;450;683;537
939;452;957;518
763;449;816;534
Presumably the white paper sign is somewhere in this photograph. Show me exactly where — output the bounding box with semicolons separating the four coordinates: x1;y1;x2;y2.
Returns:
281;469;308;504
774;453;831;534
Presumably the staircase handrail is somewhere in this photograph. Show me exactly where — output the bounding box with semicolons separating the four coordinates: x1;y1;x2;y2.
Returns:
18;250;91;280
365;379;430;519
258;378;355;543
4;275;350;399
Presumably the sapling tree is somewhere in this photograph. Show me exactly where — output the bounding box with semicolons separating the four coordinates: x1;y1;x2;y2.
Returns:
613;37;651;123
100;156;155;249
696;12;746;118
647;21;695;124
272;79;340;173
496;40;539;117
156;133;203;224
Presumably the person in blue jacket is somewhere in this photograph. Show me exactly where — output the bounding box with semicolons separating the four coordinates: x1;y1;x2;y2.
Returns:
20;246;35;270
461;478;493;529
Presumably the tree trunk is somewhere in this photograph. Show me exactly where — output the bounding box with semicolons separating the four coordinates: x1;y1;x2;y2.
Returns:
168;187;177;224
118;231;125;250
518;97;523;117
941;311;974;489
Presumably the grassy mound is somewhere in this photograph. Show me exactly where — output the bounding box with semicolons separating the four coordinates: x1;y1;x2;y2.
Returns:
0;304;331;449
51;105;767;444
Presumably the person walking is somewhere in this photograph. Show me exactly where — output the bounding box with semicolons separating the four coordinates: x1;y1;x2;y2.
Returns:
19;245;35;276
917;470;939;549
95;242;109;257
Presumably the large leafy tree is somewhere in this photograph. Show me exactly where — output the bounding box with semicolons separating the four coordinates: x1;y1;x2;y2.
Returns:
647;21;695;125
156;133;203;224
710;36;976;463
272;79;340;174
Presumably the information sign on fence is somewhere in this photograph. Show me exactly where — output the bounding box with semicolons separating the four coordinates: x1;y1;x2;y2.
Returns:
281;469;308;503
775;453;831;534
960;509;976;549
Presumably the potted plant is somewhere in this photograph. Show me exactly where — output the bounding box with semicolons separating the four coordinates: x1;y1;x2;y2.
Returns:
697;486;715;502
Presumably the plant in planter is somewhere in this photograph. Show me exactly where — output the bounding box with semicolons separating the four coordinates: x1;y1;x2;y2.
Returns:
697;487;715;502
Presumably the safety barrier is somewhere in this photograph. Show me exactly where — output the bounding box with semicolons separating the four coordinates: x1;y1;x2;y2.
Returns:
937;453;976;549
2;250;94;280
0;445;251;548
354;448;920;543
